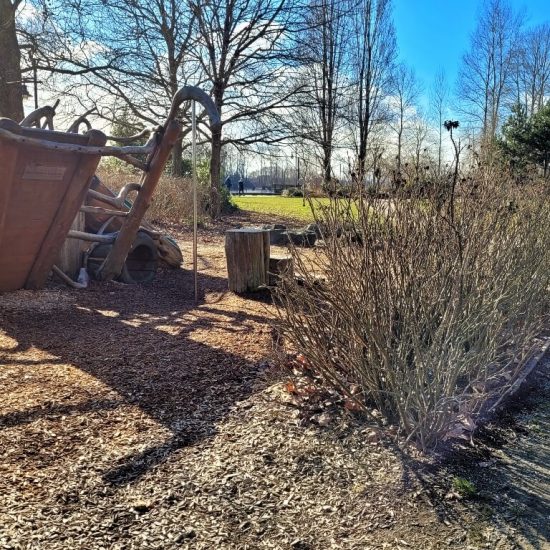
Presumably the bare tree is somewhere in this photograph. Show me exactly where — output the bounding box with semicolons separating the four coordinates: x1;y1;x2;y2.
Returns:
190;0;298;217
389;63;420;178
27;0;199;176
350;0;396;184
512;23;550;117
0;0;24;120
409;112;430;182
21;0;299;200
293;0;352;185
429;68;449;176
458;0;523;139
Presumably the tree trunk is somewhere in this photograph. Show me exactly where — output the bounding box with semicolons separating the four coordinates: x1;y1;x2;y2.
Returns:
209;125;222;218
357;148;366;191
323;146;332;187
357;117;369;191
397;109;404;176
171;137;183;177
0;0;24;121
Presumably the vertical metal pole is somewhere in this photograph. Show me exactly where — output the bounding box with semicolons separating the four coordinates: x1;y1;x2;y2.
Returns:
299;156;305;206
33;61;38;110
192;101;198;303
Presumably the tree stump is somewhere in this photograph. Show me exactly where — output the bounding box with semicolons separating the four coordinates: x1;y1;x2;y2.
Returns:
225;228;270;292
269;255;293;286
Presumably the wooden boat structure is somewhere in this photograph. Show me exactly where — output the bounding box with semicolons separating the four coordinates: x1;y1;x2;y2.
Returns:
0;87;220;293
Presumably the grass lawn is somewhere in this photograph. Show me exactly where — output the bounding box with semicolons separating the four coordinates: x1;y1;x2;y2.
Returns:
232;195;330;222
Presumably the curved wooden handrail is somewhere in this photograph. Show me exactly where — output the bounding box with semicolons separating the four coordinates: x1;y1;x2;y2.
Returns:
6;87;220;170
167;86;221;130
66;117;93;134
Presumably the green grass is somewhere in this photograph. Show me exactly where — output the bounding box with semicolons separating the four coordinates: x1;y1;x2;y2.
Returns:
452;476;477;498
232;195;328;222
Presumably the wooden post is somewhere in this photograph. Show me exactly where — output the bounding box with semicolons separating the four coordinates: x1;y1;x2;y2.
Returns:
225;228;270;292
57;211;85;278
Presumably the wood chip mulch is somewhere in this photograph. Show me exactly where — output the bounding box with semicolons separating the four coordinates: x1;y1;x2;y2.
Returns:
1;232;548;549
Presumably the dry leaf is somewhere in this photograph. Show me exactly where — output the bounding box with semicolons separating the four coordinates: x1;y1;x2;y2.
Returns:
315;413;332;426
284;381;297;394
344;399;362;411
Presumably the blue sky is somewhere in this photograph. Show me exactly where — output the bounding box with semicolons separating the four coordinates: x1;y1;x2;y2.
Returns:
393;0;549;95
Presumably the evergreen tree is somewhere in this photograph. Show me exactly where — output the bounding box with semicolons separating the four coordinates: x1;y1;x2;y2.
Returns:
530;102;550;178
499;103;532;173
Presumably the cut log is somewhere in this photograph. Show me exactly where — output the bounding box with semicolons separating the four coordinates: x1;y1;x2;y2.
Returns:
268;255;293;286
225;228;270;292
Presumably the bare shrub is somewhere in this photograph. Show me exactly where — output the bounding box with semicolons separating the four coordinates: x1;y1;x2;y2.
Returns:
146;176;210;224
274;171;549;450
96;164;210;224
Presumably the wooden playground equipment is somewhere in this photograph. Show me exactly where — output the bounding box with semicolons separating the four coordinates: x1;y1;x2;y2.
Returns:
0;87;220;293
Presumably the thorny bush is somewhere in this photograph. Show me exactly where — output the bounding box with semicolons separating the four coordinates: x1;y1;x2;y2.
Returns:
274;168;549;450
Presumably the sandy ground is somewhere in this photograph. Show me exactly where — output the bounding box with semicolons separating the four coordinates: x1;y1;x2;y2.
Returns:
0;225;548;549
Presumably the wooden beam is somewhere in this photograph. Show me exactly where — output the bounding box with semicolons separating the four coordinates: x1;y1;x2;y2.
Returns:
67;230;116;244
0;127;154;161
96;119;183;281
86;182;142;208
80;205;127;217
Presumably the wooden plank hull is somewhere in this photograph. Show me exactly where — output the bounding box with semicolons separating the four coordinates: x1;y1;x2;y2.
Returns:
0;119;106;292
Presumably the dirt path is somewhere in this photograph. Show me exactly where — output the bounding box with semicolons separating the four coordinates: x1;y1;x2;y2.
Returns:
0;230;548;549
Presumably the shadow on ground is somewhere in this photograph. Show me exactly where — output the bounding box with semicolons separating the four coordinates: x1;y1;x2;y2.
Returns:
1;259;548;549
0;265;270;486
399;355;550;549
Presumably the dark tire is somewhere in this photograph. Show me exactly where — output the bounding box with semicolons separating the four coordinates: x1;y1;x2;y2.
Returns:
86;231;158;284
119;231;158;284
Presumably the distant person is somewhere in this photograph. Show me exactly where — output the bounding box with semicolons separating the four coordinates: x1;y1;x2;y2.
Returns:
238;178;244;196
224;176;232;194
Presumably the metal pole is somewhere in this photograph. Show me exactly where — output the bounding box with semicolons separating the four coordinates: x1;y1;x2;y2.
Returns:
32;56;38;110
192;101;198;303
299;156;305;206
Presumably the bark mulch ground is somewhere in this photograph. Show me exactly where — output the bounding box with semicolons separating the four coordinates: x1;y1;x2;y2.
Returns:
0;215;548;549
